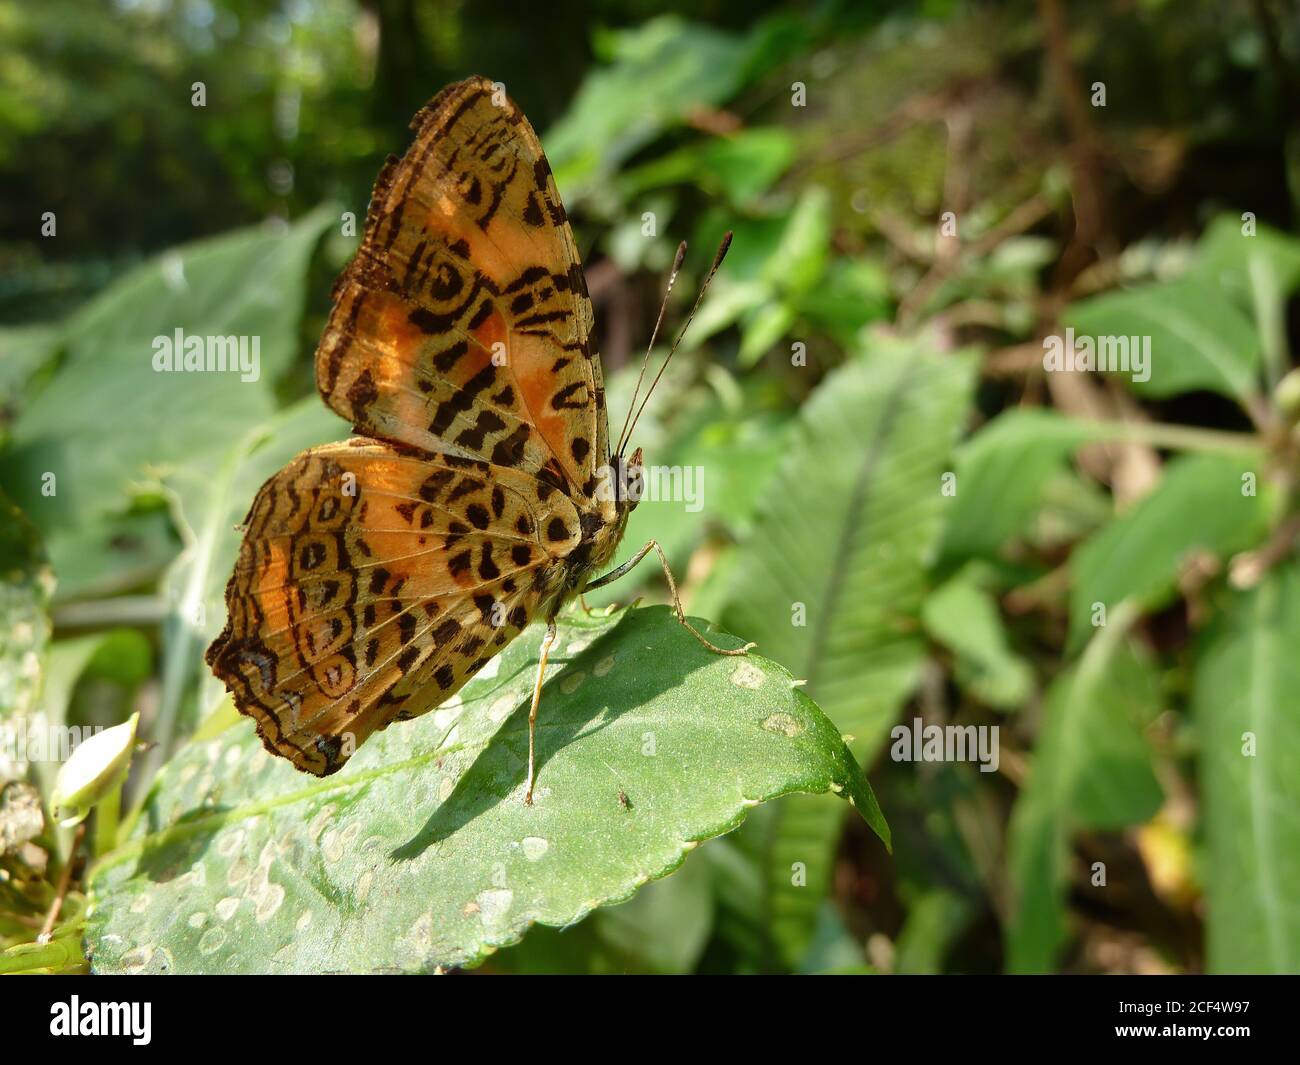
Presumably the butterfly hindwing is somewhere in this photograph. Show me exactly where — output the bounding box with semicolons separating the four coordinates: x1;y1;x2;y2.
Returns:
206;437;582;775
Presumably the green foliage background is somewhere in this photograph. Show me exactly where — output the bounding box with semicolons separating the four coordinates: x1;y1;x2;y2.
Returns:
2;0;1300;974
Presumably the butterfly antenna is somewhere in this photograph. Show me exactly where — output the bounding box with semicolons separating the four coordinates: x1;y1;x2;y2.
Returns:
621;232;731;457
615;241;687;459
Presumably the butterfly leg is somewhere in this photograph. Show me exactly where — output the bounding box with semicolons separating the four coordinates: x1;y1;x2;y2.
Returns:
585;539;755;656
523;617;558;805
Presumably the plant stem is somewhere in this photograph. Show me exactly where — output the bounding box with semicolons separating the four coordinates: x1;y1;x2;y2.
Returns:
96;781;122;857
39;822;85;941
51;595;169;630
1085;419;1261;454
0;933;87;974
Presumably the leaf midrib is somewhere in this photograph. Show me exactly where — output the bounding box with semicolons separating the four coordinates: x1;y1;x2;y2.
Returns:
748;360;914;969
801;359;916;695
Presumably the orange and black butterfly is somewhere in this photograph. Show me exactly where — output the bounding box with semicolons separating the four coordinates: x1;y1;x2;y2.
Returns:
206;76;744;802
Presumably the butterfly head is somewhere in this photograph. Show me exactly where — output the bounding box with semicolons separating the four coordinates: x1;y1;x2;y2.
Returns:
614;447;644;516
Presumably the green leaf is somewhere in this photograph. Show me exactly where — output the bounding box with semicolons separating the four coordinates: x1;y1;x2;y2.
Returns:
45;508;178;603
686;278;770;349
1065;277;1261;403
86;605;886;974
36;633;152;738
1069;451;1270;650
544;17;750;198
687;188;832;360
941;409;1110;564
723;340;977;757
764;186;831;297
492;856;714;974
0;322;62;434
1005;607;1162;973
716;339;974;966
581;856;715;974
738;301;796;367
1195;563;1300;973
1192;216;1300;381
0;933;86;975
797;258;891;344
619;127;797;207
894;888;976;974
922;566;1033;710
696;212;791;287
1031;464;1114;550
0;208;335;534
699;835;766;970
714;792;847;971
797;902;869;974
1193;214;1300;302
588;403;791;608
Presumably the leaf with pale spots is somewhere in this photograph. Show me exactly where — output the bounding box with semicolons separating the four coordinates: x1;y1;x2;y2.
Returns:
84;605;886;973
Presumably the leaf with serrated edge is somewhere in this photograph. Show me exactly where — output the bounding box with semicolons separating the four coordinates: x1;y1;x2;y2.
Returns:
86;605;886;973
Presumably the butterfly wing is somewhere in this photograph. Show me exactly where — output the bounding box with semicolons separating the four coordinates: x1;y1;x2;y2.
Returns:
205;438;581;775
210;76;619;776
318;75;610;498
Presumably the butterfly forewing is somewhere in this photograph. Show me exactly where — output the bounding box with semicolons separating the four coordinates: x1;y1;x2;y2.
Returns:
317;75;609;499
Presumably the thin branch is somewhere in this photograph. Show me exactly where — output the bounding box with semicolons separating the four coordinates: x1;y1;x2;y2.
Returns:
38;822;85;943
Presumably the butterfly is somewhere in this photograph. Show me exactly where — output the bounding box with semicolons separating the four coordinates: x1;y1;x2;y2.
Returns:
206;75;748;803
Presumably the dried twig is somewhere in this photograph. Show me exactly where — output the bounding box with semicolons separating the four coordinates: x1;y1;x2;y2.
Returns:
37;822;85;944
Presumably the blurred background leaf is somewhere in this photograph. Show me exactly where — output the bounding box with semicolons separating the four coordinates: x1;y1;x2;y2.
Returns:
1;208;336;534
1006;607;1163;973
1195;563;1300;974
